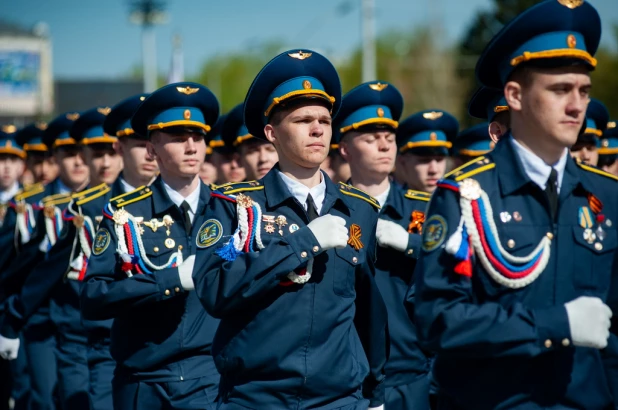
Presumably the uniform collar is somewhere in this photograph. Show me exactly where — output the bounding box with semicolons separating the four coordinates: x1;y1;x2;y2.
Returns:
0;181;20;203
119;176;136;194
263;165;351;213
510;136;568;193
151;176;210;216
380;181;404;219
162;179;201;215
111;177;125;197
278;169;327;213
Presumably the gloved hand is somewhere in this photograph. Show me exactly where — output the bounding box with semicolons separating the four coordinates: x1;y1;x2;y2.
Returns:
376;219;409;253
178;255;195;291
565;296;612;349
307;215;348;250
0;334;20;360
369;406;384;410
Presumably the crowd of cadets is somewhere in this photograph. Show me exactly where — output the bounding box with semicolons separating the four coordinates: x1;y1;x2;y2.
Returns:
0;0;617;409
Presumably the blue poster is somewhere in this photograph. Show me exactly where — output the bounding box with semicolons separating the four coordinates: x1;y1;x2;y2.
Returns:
0;51;40;96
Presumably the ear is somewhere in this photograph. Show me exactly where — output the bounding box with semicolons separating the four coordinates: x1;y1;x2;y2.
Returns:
504;81;522;112
338;140;350;162
264;124;277;145
488;122;503;143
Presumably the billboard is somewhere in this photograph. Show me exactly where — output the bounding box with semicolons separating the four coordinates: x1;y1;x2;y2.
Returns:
0;51;40;96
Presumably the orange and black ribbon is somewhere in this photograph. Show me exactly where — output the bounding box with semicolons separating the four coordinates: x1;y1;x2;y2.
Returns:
348;223;363;250
408;211;425;234
587;192;606;223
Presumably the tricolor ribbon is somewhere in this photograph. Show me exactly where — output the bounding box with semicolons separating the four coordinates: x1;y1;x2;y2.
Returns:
64;203;95;281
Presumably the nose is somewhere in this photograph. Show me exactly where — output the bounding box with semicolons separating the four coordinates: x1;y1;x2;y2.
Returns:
310;120;324;138
185;137;197;153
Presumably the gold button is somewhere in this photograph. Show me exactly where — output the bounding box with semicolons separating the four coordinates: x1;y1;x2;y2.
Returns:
562;338;570;347
164;289;170;296
312;246;319;253
300;251;307;258
352;256;358;263
407;249;413;255
595;242;603;251
153;247;159;252
507;239;515;249
175;287;180;293
546;232;554;240
544;339;552;348
178;245;183;250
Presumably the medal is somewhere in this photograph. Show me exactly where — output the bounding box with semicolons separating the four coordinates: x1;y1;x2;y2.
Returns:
583;228;596;244
262;215;275;234
500;212;512;223
512;211;522;222
275;215;288;236
165;238;175;248
289;224;300;233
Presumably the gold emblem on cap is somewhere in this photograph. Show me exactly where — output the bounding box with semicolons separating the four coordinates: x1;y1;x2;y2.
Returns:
140;96;146;101
567;34;577;49
288;51;312;60
557;0;583;9
608;121;616;129
66;113;80;121
430;132;438;141
369;82;388;92
377;107;385;118
303;80;312;89
423;111;443;120
97;107;112;115
1;125;16;133
602;139;609;147
35;122;48;130
184;109;191;120
176;86;199;95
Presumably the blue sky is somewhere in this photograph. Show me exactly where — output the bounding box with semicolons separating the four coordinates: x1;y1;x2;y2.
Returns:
1;0;616;79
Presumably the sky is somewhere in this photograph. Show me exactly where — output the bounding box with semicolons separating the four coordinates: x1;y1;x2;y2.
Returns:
1;0;616;80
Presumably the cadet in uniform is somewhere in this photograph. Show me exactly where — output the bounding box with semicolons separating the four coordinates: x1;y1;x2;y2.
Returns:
81;82;221;410
451;123;495;168
598;120;618;175
192;49;388;410
0;106;122;410
396;110;458;193
569;98;608;166
413;1;618;408
15;123;59;186
208;114;246;185
334;81;433;410
323;137;351;184
0;127;26;227
468;86;511;144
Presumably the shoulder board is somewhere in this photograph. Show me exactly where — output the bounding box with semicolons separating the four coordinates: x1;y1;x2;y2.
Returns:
14;183;45;201
404;189;431;202
577;162;618;182
42;192;72;206
338;182;381;209
445;155;496;182
215;180;263;195
72;183;111;206
110;185;152;208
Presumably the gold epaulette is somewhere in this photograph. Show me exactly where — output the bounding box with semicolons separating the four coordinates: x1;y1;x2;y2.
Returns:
14;183;45;201
71;183;111;206
405;189;431;202
110;185;152;208
42;192;72;206
214;180;263;195
577;162;618;182
338;182;381;210
445;155;496;182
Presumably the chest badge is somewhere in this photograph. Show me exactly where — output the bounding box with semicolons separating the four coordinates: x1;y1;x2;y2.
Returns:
348;223;363;250
196;219;223;248
262;215;276;234
275;215;287;236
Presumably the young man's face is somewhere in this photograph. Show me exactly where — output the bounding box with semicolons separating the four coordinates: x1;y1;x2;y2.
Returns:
199;158;218;185
264;102;332;171
238;140;278;180
83;145;123;185
329;151;351;183
0;154;24;190
26;153;59;185
339;130;396;181
601;158;618;176
147;131;206;180
211;151;245;184
116;138;158;182
570;141;599;166
397;153;446;193
508;66;591;149
55;146;89;188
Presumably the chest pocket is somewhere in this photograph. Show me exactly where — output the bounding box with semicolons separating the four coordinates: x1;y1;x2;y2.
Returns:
142;236;185;268
571;226;617;292
333;246;364;297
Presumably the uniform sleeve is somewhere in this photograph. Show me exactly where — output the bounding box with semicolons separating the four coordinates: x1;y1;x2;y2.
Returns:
192;196;323;318
0;207;18;273
354;214;388;407
411;185;571;359
405;232;421;259
601;248;618;408
0;223;76;338
80;214;186;321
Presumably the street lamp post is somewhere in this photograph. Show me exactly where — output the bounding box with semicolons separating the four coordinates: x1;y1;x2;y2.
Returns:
129;0;168;93
361;0;376;82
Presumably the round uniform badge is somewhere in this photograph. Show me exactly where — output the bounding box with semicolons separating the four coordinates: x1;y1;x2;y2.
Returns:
92;228;111;255
422;215;447;252
196;219;223;248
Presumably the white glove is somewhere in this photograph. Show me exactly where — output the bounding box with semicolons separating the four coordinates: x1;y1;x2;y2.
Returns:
369;406;384;410
307;215;348;250
376;219;409;253
0;334;20;360
565;296;612;349
178;255;195;291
